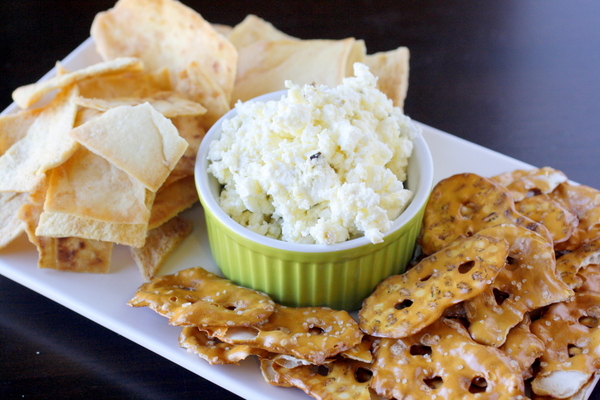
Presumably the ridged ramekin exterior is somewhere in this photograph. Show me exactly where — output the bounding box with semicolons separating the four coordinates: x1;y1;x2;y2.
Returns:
201;201;426;310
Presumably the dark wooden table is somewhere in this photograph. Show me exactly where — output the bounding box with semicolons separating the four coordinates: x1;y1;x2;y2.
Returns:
1;1;599;399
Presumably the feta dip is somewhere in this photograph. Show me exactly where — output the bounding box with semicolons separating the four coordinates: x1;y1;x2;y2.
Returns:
207;63;420;245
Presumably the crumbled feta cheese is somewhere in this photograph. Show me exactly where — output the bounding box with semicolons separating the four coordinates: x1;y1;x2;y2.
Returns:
208;63;420;244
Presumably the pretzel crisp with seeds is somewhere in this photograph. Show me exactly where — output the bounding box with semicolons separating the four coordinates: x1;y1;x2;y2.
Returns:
359;233;508;338
420;172;551;255
550;182;600;251
261;355;375;400
492;166;568;202
530;292;600;399
515;194;578;245
127;266;276;327
464;224;573;347
203;304;363;365
370;318;525;400
179;326;268;365
556;237;600;290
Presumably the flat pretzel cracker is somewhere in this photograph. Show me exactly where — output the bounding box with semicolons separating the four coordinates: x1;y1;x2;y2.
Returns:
515;194;578;245
127;266;276;327
261;354;375;400
370;318;525;400
499;314;545;380
556;237;600;290
550;182;600;251
203;304;363;365
530;292;600;399
420;172;552;255
179;326;268;365
464;224;573;347
359;233;508;338
492;166;568;202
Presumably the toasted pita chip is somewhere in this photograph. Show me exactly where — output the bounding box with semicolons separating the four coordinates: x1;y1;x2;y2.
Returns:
131;216;193;280
69;103;188;192
91;0;237;118
228;14;297;49
43;147;150;224
0;107;43;155
12;57;143;109
231;37;363;104
0;192;29;249
35;199;152;248
149;176;198;230
76;68;172;99
0;86;79;193
19;200;113;273
364;46;410;110
211;23;233;37
162;115;206;187
73;91;207;118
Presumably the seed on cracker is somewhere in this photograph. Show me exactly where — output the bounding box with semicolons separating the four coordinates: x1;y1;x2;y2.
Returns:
127;267;276;327
359;233;508;338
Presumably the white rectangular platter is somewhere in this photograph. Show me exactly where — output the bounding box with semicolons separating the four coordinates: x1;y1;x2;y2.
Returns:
1;38;597;400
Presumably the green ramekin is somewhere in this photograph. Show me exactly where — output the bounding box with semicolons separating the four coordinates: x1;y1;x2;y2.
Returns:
195;91;433;310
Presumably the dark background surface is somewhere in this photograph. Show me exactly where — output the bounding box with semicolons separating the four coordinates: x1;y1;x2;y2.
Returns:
1;1;599;399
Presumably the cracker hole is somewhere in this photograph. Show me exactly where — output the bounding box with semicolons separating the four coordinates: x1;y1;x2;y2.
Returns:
410;344;432;356
579;316;599;329
469;376;488;393
505;256;519;271
308;326;325;335
420;274;433;282
526;188;542;197
309;364;331;376
493;288;510;306
459;202;478;218
568;344;583;357
458;261;475;274
354;367;372;383
395;299;413;310
423;376;443;390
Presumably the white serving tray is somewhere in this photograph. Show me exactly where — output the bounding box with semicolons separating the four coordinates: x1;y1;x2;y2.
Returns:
1;38;596;400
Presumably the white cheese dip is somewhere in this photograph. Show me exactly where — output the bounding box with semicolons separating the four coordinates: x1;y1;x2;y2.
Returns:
207;63;420;244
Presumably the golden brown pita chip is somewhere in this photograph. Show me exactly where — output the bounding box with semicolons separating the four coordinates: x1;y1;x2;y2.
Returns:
364;46;410;110
149;175;198;230
69;103;188;192
0;192;28;249
91;0;237;114
43;147;150;224
35;208;150;248
131;216;193;280
19;201;113;273
12;57;143;109
231;37;362;103
73;91;207;118
163;115;205;187
0;107;43;155
228;14;297;49
0;86;79;192
76;68;172;99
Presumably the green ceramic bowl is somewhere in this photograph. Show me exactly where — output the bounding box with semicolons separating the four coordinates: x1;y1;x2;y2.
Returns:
195;91;434;310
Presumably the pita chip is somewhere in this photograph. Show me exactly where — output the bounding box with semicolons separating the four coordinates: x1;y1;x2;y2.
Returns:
0;86;79;193
149;175;198;230
228;14;297;49
12;57;143;109
131;216;193;281
0;192;29;249
43;147;150;224
364;46;410;110
69;103;188;192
